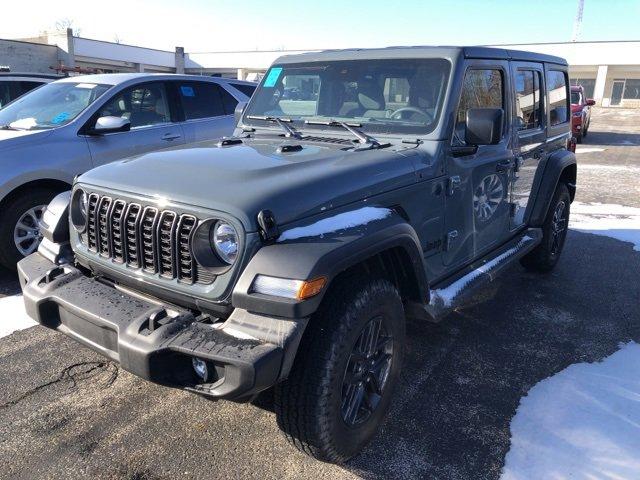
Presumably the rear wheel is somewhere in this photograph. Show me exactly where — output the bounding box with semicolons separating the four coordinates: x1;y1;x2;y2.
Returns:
0;188;59;270
520;183;571;273
274;276;405;463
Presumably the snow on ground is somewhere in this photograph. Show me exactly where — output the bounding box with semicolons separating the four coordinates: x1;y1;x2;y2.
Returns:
570;202;640;251
0;295;37;339
501;342;640;480
278;206;391;242
575;147;606;154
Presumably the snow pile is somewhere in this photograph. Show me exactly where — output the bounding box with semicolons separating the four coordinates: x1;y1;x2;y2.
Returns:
570;202;640;251
575;147;605;154
278;206;392;242
501;342;640;480
0;295;37;339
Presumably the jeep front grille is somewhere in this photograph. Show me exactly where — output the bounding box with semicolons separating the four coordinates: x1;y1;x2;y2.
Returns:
84;193;205;284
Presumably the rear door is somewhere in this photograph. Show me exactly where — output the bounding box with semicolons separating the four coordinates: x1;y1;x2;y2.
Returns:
85;81;185;166
509;61;546;228
174;80;238;143
443;61;514;268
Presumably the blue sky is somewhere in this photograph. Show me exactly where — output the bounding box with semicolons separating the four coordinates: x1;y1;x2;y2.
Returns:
4;0;639;52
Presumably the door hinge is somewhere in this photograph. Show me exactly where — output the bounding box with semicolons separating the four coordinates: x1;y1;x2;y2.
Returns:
445;230;458;251
447;176;461;196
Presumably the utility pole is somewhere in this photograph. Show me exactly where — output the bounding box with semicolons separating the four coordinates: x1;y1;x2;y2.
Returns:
571;0;584;42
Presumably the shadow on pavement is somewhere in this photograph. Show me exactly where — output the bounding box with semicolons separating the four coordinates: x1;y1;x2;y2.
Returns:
582;131;640;146
0;266;20;297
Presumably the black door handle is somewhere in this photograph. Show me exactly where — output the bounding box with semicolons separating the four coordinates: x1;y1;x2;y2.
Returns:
496;160;513;173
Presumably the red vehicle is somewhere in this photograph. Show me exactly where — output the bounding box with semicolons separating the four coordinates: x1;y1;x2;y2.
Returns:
571;85;595;143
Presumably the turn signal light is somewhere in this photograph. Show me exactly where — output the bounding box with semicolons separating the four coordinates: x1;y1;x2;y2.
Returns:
252;275;327;300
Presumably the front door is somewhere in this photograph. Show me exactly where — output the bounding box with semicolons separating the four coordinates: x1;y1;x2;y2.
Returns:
85;81;185;166
611;80;625;106
443;62;514;268
509;61;546;228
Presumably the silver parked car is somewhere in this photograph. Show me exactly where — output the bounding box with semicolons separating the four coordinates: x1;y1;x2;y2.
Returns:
0;72;63;108
0;73;256;269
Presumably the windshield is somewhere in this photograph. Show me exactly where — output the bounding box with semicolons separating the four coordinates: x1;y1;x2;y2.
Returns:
570;91;582;105
244;58;451;135
0;81;111;130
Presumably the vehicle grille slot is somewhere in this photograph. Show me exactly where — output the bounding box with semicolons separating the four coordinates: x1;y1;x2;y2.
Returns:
176;215;197;283
86;193;100;252
124;203;142;268
80;193;212;284
302;135;354;146
140;207;159;273
96;196;113;257
158;211;178;278
110;200;126;263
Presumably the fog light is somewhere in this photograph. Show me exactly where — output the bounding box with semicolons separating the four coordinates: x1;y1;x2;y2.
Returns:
192;357;209;381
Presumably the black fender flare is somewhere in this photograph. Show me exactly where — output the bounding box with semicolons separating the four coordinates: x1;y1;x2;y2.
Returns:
232;213;428;319
529;149;576;227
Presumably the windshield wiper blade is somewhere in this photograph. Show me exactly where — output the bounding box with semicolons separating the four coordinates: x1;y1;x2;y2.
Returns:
246;115;302;139
0;124;20;131
304;119;382;148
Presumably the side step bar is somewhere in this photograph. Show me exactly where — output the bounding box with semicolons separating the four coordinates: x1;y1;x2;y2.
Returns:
406;228;542;322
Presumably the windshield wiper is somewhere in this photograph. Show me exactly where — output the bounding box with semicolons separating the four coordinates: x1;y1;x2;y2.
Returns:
304;119;383;148
0;124;20;131
246;115;302;139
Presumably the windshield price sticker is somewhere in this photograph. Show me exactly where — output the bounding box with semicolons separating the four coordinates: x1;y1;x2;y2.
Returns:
180;85;195;97
263;67;283;88
76;83;97;89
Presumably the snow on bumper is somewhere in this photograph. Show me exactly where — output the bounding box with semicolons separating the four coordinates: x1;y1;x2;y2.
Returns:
17;252;306;401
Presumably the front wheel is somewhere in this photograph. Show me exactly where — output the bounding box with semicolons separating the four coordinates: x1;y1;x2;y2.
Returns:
0;188;59;270
520;183;571;273
274;277;405;463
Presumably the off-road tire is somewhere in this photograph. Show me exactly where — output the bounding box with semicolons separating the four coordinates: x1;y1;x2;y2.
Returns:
274;276;405;463
0;187;60;270
520;183;571;273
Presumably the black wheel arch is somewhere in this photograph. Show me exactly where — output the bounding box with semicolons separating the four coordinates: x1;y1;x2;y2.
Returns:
0;179;72;214
528;149;576;227
232;215;429;319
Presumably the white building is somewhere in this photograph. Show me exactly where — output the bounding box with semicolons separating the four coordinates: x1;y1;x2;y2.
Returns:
2;31;639;108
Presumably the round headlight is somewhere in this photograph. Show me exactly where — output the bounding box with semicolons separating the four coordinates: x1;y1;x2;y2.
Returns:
71;189;88;233
212;221;238;264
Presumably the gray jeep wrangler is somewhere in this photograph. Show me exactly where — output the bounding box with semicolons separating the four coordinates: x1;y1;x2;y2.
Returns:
18;46;576;463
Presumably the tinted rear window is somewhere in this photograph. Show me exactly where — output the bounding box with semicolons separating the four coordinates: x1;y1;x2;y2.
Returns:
230;83;256;97
177;81;225;120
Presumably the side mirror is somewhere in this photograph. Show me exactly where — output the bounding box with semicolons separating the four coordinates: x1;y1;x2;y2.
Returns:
234;101;248;125
465;108;503;145
586;99;596;106
90;116;131;135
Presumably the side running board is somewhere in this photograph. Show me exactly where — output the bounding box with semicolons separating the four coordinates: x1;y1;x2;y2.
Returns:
406;228;542;322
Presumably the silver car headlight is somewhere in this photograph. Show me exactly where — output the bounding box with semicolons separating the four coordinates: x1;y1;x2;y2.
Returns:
212;221;238;264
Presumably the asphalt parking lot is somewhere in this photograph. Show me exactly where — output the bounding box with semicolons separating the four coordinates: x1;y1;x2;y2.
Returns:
0;108;639;480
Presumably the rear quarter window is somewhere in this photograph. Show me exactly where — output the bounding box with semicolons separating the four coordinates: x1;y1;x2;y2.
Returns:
230;83;256;97
547;70;569;126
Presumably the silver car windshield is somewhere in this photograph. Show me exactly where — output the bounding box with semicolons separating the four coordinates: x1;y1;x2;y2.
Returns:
244;58;451;135
0;82;111;130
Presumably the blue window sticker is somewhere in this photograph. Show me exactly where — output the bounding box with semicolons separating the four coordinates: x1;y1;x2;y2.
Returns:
51;112;70;124
263;67;283;88
180;85;195;97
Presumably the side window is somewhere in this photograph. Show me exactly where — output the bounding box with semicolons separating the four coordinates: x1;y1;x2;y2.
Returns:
178;82;225;120
230;83;256;97
547;70;569;126
19;81;43;96
219;87;239;115
515;70;542;130
100;82;170;129
455;69;503;144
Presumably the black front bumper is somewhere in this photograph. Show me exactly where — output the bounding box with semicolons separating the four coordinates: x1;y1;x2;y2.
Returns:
18;253;306;401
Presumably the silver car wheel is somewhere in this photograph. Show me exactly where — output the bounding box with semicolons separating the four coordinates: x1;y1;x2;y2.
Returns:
14;205;47;256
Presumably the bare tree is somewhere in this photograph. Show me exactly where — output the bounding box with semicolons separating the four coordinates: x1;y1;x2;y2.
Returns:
55;18;81;36
114;34;123;44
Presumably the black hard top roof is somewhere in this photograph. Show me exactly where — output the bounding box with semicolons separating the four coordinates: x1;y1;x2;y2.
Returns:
275;46;567;66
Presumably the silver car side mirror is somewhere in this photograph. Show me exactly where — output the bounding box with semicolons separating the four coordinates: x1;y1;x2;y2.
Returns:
91;116;131;135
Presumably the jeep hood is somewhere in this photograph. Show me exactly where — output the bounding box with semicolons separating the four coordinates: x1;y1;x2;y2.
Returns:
78;138;422;231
